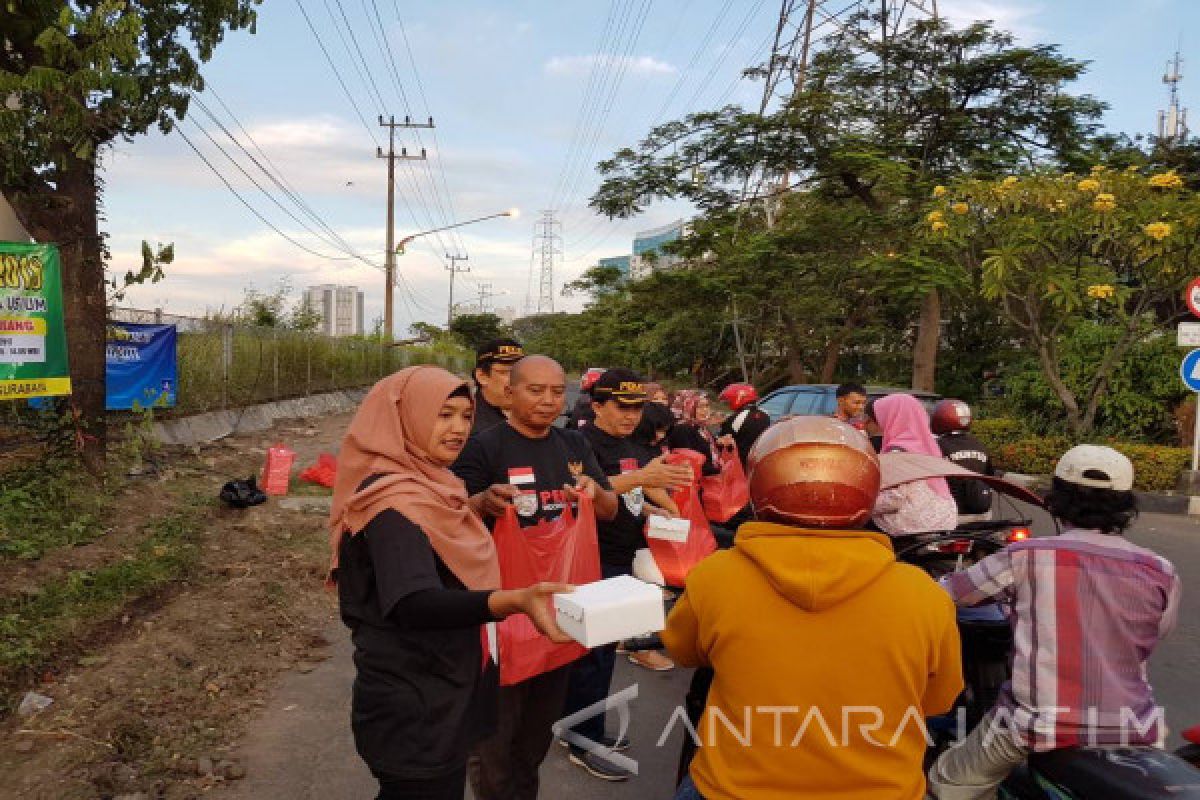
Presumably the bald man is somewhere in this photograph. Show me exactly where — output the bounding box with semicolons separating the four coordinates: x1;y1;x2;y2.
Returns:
452;355;617;800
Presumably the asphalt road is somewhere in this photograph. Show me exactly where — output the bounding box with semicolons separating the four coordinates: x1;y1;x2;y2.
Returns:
223;504;1200;800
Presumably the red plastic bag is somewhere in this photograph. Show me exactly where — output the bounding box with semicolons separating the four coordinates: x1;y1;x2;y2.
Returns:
646;482;717;588
494;494;601;686
701;445;750;523
665;448;707;482
299;453;337;488
261;444;296;496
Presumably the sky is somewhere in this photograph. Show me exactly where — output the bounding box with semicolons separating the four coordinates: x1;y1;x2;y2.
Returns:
102;0;1200;335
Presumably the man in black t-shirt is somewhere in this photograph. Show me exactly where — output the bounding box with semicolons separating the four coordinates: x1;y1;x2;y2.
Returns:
452;355;618;800
470;337;525;438
561;369;693;781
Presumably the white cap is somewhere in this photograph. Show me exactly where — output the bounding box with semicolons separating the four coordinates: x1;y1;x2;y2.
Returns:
1054;445;1134;492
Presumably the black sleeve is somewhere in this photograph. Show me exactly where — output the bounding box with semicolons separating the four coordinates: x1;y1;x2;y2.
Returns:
734;411;770;464
390;587;497;630
578;438;613;490
451;432;493;495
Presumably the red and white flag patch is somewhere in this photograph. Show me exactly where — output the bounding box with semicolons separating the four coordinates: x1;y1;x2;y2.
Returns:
508;466;536;486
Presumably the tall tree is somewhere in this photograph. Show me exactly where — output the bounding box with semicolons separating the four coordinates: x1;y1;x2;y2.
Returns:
591;16;1103;391
0;1;257;466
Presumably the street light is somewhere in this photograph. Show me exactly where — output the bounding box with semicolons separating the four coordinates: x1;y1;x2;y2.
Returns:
395;209;519;255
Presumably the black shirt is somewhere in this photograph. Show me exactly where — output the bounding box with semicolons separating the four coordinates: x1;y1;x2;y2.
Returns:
582;423;650;567
471;391;507;438
937;431;994;515
452;422;611;527
337;509;498;778
719;405;771;466
667;422;719;475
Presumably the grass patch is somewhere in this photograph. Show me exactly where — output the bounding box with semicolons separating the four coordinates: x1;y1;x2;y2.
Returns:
0;462;112;561
0;492;208;709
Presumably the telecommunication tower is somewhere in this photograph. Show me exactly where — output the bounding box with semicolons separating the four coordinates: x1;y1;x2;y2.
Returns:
1159;49;1189;143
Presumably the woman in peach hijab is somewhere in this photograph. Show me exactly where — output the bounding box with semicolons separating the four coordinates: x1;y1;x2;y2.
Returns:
329;366;571;800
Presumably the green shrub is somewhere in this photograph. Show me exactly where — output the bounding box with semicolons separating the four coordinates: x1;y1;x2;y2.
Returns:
973;417;1029;451
1107;443;1190;492
990;435;1188;492
992;436;1072;477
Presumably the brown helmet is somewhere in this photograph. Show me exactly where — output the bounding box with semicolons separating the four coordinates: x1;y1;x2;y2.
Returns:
931;398;972;435
747;417;880;529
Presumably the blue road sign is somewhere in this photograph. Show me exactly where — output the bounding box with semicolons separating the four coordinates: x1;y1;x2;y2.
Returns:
1181;348;1200;392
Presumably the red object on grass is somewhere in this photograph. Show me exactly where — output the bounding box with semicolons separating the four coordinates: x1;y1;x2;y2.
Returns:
299;453;338;488
261;444;297;496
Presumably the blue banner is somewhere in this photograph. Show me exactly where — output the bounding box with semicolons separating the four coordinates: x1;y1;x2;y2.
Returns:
106;323;177;410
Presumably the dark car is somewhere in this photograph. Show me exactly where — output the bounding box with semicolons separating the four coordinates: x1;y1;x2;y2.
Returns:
758;384;943;424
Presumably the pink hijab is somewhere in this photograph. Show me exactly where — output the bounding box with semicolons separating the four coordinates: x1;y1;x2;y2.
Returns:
872;393;953;500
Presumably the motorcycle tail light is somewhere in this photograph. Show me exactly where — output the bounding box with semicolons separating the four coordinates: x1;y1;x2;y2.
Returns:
934;539;972;555
1007;527;1031;543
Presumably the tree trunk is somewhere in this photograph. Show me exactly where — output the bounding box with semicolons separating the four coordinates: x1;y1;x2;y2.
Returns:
819;314;859;383
912;289;941;392
11;155;108;468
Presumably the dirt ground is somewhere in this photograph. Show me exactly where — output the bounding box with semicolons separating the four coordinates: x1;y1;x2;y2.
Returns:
0;411;355;800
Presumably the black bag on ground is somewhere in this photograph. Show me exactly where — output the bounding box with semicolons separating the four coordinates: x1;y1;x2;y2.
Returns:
220;476;268;508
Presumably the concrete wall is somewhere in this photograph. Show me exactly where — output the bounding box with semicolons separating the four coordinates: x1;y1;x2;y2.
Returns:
153;388;368;446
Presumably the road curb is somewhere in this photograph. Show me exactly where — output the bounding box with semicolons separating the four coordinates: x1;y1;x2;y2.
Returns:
153;389;368;446
1001;472;1198;517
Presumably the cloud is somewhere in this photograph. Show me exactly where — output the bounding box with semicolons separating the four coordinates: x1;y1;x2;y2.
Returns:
938;1;1043;40
544;54;677;77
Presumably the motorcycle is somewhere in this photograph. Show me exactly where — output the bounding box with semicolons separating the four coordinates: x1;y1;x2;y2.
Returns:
900;527;1200;799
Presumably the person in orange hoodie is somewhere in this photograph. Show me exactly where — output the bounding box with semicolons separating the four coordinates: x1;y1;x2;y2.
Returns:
661;416;963;800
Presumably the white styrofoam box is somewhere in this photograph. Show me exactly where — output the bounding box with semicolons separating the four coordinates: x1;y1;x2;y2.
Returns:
646;514;691;543
632;548;665;586
554;575;666;648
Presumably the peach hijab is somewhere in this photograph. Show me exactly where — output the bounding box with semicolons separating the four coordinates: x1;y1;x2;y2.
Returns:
327;365;500;590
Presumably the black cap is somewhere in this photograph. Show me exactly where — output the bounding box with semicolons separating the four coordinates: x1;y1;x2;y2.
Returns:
591;368;648;407
476;338;524;369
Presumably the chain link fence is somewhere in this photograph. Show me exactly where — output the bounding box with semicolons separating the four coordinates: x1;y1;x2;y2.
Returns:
110;308;472;416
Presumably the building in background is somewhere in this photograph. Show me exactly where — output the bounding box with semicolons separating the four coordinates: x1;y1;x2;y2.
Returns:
304;284;365;337
494;306;518;325
631;219;686;279
597;254;632;280
591;220;688;285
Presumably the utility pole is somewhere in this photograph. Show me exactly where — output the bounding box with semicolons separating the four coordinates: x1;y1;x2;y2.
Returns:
531;210;562;314
476;282;495;314
445;254;470;327
378;115;433;340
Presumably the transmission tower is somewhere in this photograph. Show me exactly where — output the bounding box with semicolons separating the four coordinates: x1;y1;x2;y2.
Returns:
476;282;495;314
530;210;562;315
1159;49;1189;143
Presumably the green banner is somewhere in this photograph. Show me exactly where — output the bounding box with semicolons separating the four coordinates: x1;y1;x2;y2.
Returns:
0;242;71;399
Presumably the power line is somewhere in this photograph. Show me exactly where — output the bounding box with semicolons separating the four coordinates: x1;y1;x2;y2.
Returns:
329;0;391;113
174;123;365;263
365;0;468;258
557;0;657;216
188;90;378;267
548;0;629;210
294;0;381;147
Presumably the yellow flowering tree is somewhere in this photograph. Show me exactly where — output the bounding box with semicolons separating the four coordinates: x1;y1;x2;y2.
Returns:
927;169;1200;435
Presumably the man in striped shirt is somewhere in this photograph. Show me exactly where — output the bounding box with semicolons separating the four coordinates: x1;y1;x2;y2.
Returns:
928;445;1181;800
